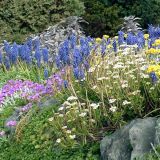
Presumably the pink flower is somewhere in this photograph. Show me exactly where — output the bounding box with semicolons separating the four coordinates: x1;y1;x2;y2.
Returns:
6;120;17;127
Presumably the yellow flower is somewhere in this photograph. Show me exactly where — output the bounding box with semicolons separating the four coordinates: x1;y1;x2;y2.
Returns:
124;34;127;38
153;39;160;46
156;71;160;76
103;35;109;39
146;48;159;55
147;65;160;73
144;34;149;39
96;38;102;43
107;44;112;49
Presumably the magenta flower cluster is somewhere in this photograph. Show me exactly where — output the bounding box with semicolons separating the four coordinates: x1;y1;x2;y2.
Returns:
0;72;65;107
6;120;17;127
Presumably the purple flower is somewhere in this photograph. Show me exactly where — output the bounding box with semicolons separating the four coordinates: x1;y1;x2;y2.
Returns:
20;103;32;112
6;120;17;127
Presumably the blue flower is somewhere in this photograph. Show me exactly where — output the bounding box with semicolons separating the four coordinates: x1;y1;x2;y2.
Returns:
18;45;26;61
73;67;85;80
113;40;117;52
4;57;10;70
35;48;41;67
70;34;77;49
24;44;32;64
10;42;18;64
0;51;3;63
137;32;145;49
58;40;70;65
26;37;33;52
150;72;158;84
83;60;90;70
42;48;49;63
3;40;11;57
33;38;40;50
118;31;125;45
73;48;83;68
64;80;68;88
101;43;106;57
148;25;160;39
126;33;137;45
80;38;90;57
55;55;62;69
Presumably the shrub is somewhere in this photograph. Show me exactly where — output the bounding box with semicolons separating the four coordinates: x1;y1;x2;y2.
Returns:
0;0;85;42
82;0;160;37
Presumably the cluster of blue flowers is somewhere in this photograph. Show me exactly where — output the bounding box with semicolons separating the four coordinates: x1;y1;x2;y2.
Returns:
1;38;49;67
55;26;160;80
0;38;49;79
56;34;93;80
1;25;160;81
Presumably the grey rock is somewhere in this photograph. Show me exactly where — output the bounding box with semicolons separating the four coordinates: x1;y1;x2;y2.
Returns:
38;97;58;109
154;118;160;146
101;117;159;160
129;118;156;160
4;111;20;133
100;120;136;160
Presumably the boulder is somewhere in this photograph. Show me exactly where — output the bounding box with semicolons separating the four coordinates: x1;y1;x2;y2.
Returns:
101;117;160;160
129;118;156;160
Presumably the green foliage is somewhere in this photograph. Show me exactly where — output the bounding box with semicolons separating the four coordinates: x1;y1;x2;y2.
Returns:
82;0;160;37
0;101;100;160
0;0;84;42
82;0;122;37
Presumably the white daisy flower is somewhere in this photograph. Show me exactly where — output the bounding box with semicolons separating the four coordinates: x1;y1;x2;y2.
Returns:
56;138;61;143
110;106;117;112
90;103;99;109
67;96;78;101
79;112;87;117
69;135;76;139
122;100;131;106
109;99;116;104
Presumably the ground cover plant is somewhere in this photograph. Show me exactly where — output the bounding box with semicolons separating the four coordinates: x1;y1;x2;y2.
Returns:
0;26;160;159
